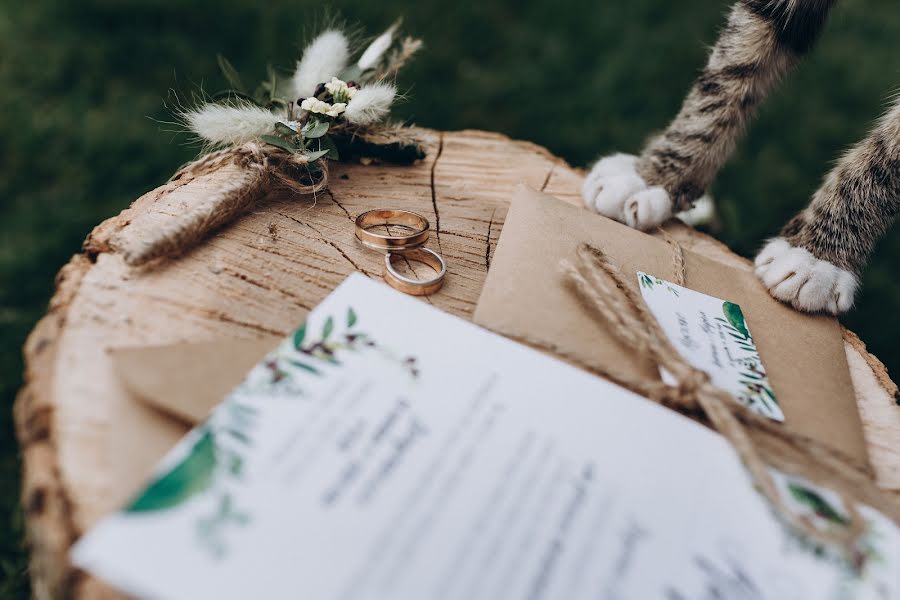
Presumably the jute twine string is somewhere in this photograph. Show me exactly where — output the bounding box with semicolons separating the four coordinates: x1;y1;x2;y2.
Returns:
560;242;867;559
116;142;328;266
660;229;687;286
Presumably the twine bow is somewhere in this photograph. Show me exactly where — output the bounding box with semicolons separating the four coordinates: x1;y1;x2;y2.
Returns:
562;242;868;560
113;142;329;266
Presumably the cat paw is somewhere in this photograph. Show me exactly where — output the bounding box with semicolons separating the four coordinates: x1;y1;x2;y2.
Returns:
582;153;673;230
754;238;858;315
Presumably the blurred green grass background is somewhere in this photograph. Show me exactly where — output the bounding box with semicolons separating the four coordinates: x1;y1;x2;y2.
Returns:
1;0;898;595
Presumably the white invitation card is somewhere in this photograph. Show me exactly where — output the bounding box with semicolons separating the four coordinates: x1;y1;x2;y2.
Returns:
72;274;898;599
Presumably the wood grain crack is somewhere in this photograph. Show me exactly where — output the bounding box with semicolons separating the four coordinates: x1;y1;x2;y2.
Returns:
221;267;322;303
278;212;373;276
238;240;348;279
326;189;353;222
139;292;294;335
540;163;556;192
212;313;289;336
485;208;496;270
430;132;445;254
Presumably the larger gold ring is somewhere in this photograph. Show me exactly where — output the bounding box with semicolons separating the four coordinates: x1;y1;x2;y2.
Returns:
355;209;430;252
383;247;446;296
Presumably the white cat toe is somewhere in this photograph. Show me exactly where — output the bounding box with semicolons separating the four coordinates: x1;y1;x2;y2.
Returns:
754;238;858;315
583;173;645;218
582;153;674;230
624;187;672;230
753;238;792;269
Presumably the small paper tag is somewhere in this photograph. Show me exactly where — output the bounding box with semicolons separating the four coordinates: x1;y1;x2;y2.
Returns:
637;272;784;422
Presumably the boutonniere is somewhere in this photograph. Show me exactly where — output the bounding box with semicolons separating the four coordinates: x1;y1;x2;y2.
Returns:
115;20;425;266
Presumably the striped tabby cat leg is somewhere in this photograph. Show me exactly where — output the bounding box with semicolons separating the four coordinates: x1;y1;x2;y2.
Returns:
583;0;835;229
756;99;900;314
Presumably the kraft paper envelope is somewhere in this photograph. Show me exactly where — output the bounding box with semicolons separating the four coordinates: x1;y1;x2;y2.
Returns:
110;337;280;425
474;185;869;465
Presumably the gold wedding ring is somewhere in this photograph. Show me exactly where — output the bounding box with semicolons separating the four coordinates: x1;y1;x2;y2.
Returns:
383;247;446;296
355;209;430;252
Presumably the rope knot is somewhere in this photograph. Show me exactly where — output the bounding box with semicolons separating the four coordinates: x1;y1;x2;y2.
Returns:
666;369;710;411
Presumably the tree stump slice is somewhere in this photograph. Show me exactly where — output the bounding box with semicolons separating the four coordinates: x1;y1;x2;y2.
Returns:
15;129;900;599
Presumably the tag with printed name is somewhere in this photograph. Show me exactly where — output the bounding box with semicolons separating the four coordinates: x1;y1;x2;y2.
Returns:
637;272;783;422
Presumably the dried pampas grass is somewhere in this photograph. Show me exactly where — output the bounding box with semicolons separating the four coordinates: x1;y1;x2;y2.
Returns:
377;37;423;80
292;30;350;99
182;103;283;146
344;83;396;126
357;21;399;70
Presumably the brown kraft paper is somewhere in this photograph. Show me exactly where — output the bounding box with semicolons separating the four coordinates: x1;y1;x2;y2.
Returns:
473;184;869;467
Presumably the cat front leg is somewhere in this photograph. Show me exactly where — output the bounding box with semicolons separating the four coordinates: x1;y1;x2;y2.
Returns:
584;0;835;228
756;100;900;314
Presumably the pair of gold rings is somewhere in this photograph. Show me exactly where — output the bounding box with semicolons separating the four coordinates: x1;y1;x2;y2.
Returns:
354;209;446;296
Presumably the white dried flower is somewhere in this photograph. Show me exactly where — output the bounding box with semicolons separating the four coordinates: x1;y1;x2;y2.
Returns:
292;30;350;99
357;21;399;71
323;77;357;103
183;103;282;145
343;83;396;125
300;97;347;118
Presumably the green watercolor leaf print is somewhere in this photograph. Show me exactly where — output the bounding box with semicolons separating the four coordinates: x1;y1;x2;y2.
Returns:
126;429;217;513
287;358;320;375
787;482;850;527
638;273;655;290
280;306;421;380
322;316;334;340
121;303;426;556
637;272;680;296
292;322;306;350
722;301;749;338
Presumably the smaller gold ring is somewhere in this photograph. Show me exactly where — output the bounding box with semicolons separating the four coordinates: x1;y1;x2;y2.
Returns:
383;248;446;296
355;209;430;252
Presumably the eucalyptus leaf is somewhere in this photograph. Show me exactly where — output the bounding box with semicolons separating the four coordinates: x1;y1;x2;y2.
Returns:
305;148;330;162
346;307;357;328
260;134;299;153
322;316;334;340
318;135;340;160
275;122;299;136
302;119;329;139
217;54;246;93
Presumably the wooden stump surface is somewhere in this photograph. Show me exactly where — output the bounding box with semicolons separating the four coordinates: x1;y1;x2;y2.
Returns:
14;129;900;599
